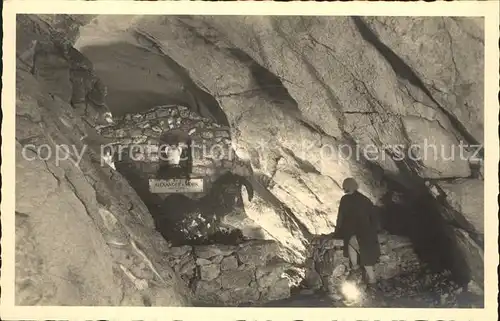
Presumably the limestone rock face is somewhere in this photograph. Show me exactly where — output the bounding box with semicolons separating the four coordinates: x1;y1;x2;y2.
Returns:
363;17;484;146
15;13;485;307
15;15;191;306
437;179;484;234
74;14;484;287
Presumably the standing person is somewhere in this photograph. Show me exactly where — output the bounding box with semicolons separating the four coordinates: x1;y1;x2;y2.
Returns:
332;177;381;285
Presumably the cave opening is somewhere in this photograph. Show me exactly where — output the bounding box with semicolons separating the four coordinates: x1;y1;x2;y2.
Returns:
377;175;473;287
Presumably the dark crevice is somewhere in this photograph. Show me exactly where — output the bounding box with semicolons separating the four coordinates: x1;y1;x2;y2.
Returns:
225;47;301;113
378;175;473;286
216;88;275;98
15;211;30;218
297;177;323;205
441;18;462;84
64;174;92;217
297;118;334;140
352;17;482;158
343;110;380;115
43;161;63;187
376;142;483;286
281;146;321;175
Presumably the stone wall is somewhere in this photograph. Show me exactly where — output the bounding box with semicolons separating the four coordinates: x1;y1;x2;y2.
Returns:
163;240;304;306
98;104;252;190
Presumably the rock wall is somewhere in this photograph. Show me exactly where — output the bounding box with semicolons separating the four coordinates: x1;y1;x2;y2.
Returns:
15;15;192;306
164;240;303;306
14;14;485;307
75;15;484;288
362;17;484;146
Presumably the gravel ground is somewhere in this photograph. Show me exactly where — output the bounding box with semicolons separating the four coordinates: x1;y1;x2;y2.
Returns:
260;266;483;308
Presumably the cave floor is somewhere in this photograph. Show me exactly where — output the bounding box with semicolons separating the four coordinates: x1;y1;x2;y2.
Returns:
256;269;484;308
261;289;482;308
193;262;483;308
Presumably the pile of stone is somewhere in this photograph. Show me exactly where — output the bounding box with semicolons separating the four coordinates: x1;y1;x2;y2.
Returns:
164;240;304;306
99;105;230;148
98;104;252;183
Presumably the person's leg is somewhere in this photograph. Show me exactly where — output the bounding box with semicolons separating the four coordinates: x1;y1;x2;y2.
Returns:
364;265;376;284
348;236;359;270
346;236;365;285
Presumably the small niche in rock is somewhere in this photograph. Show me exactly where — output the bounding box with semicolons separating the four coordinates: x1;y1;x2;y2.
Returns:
154;172;254;247
115;156;253;247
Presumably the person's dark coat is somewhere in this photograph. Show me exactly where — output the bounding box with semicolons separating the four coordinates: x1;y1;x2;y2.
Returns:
334;191;381;266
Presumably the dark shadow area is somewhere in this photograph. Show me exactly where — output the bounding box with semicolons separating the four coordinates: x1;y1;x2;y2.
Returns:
365;146;483;289
377;178;472;287
105;89;188;116
226;47;301;112
158;172;254;244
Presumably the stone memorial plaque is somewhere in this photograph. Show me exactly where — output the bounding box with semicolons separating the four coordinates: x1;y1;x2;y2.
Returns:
149;178;204;193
